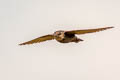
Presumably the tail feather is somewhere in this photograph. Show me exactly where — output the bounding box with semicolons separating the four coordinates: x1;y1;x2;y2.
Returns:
75;38;84;43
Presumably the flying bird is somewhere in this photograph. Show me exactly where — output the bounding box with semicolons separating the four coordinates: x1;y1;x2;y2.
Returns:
19;26;114;45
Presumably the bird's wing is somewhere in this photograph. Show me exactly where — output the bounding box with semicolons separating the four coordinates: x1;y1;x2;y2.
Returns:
19;34;54;45
65;27;114;35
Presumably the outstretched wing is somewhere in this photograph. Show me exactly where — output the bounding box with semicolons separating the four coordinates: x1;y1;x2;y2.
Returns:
19;34;54;45
65;27;114;35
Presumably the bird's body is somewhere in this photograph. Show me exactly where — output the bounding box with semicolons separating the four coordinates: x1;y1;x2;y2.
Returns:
53;30;83;43
19;26;114;45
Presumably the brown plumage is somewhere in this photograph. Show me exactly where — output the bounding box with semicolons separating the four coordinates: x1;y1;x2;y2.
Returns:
19;26;114;45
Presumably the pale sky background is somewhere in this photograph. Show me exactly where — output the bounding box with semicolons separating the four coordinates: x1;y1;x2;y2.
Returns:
0;0;120;80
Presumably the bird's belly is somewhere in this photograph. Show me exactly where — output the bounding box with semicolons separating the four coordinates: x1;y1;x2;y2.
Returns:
56;37;73;43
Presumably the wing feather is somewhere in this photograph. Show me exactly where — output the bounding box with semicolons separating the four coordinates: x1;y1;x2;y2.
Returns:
19;34;54;45
66;27;114;35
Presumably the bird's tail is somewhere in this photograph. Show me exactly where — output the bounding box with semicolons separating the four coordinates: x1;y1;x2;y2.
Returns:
74;38;84;43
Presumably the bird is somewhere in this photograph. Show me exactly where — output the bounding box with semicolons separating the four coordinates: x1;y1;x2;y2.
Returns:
19;26;114;45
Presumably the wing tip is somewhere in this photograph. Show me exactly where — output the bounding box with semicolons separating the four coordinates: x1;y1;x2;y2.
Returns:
18;43;26;46
106;26;114;29
101;26;114;31
19;42;31;46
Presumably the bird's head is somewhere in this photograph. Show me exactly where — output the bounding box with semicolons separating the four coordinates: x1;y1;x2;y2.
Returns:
53;30;65;38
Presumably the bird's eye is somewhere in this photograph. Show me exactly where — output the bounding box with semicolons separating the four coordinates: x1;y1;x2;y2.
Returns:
57;33;61;35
